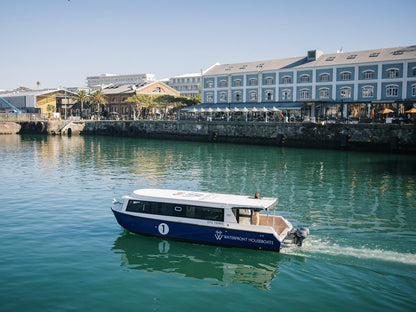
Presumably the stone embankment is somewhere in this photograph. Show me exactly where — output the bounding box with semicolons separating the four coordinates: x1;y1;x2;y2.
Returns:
2;120;416;153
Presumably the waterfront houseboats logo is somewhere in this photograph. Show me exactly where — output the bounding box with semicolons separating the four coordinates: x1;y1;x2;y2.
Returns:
215;230;223;240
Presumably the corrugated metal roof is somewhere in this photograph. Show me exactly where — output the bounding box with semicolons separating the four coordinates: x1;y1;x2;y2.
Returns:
0;88;72;97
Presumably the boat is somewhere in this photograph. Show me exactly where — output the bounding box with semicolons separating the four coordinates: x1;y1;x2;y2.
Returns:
111;188;309;252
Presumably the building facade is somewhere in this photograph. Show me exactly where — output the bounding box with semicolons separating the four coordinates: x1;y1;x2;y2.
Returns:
168;73;202;98
168;64;219;98
102;81;180;118
201;46;416;121
0;89;76;116
87;73;155;89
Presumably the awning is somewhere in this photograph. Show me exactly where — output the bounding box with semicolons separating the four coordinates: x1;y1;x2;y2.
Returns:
182;102;305;112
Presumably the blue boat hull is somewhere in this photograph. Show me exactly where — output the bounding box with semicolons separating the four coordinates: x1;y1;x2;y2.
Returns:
112;209;283;251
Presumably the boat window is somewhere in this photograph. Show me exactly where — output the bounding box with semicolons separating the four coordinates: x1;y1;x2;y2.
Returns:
129;200;224;221
141;201;152;213
196;207;223;221
126;200;142;212
159;202;172;216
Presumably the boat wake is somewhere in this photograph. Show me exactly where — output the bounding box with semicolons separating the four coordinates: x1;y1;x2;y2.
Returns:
282;237;416;266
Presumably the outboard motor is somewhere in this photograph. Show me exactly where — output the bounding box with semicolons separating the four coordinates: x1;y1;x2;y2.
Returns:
287;227;310;246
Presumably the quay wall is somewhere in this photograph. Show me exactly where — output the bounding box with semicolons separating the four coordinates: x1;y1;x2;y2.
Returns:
5;120;416;153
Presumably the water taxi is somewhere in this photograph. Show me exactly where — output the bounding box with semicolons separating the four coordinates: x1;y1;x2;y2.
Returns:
111;189;309;252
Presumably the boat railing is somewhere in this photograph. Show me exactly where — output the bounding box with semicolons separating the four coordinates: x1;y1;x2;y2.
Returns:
259;215;290;236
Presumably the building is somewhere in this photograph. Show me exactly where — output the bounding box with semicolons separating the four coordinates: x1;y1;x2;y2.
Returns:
168;64;219;98
168;73;202;98
87;73;155;89
102;81;180;118
0;89;76;117
199;46;416;121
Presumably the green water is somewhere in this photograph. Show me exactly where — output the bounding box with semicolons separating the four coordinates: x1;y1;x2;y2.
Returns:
0;135;415;311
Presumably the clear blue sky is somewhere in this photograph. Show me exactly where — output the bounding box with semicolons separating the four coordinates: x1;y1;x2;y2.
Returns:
1;0;415;90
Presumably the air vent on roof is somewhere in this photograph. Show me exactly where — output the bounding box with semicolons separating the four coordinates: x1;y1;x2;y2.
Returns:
256;63;264;69
369;52;380;57
393;50;404;55
326;56;335;61
225;65;233;71
347;54;357;59
240;65;247;69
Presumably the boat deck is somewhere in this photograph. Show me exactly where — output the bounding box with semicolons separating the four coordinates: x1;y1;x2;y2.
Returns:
258;215;291;236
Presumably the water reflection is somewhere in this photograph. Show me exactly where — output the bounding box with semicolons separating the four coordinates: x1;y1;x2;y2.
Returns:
112;232;298;290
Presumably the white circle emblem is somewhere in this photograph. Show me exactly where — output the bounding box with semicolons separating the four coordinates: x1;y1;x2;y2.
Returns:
158;223;169;235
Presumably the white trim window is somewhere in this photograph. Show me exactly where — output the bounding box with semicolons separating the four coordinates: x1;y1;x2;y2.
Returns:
282;76;292;84
387;68;399;78
282;89;291;100
249;91;257;101
340;87;352;98
219;92;227;101
234;91;242;102
265;90;273;101
319;87;330;99
265;77;274;85
412;84;416;97
300;74;310;83
362;86;374;98
386;85;399;97
206;93;214;102
363;70;374;79
233;79;242;87
206;81;214;88
219;80;228;87
320;73;330;82
300;89;309;100
249;78;257;86
341;71;352;81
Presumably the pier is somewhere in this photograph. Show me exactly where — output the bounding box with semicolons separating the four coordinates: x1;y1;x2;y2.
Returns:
2;120;415;154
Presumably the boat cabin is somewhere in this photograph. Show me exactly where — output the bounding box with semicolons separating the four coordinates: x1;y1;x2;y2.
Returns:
121;189;278;225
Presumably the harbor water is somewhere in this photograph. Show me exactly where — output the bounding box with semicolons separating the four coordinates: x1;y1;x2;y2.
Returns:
0;134;415;311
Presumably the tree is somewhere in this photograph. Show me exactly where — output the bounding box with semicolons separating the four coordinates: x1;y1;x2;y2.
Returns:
73;89;89;119
125;94;154;120
154;95;176;118
46;104;55;115
89;89;107;118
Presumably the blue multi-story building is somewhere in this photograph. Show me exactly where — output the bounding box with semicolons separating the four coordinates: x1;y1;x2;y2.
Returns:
199;46;416;121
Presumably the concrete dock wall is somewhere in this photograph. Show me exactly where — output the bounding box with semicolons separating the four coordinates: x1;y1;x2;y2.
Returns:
3;120;416;153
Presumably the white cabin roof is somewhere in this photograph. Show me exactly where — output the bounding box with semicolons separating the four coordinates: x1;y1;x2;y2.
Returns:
126;189;277;209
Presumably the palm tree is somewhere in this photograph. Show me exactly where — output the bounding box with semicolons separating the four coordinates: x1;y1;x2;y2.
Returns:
73;89;89;119
89;89;107;119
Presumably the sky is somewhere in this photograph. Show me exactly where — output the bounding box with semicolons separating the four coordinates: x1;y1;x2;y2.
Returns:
1;0;415;90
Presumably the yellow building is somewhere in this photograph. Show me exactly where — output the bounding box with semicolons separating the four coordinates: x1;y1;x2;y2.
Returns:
0;89;76;117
